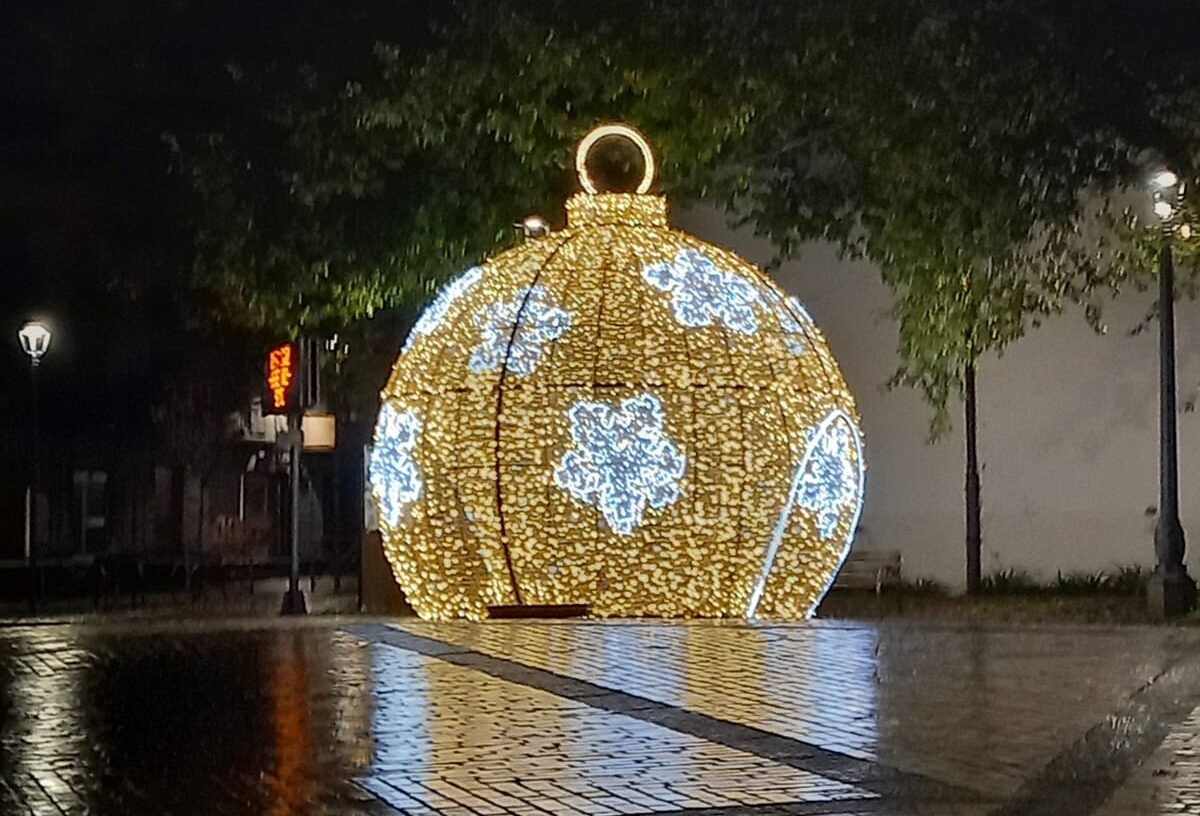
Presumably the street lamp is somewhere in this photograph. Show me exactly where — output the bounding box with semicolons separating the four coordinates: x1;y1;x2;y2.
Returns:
1147;170;1196;617
19;322;50;365
18;321;51;612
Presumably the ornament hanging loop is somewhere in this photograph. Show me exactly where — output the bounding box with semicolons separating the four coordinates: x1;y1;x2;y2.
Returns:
576;123;656;195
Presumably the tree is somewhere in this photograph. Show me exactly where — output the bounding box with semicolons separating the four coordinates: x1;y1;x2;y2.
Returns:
172;0;784;339
729;0;1178;591
153;331;260;586
175;0;1200;592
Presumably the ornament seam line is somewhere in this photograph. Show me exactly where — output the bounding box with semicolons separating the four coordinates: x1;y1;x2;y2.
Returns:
491;235;573;606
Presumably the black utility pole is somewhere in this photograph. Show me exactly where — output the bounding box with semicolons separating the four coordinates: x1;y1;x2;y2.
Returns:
1149;238;1196;617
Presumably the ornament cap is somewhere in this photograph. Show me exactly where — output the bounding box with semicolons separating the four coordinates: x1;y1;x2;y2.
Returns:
566;192;667;227
576;123;656;195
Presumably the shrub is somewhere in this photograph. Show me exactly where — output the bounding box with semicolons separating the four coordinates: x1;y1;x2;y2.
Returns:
895;577;947;595
979;568;1041;594
1053;571;1110;595
1107;565;1149;597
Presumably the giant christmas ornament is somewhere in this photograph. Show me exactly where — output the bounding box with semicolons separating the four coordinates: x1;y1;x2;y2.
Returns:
371;124;864;620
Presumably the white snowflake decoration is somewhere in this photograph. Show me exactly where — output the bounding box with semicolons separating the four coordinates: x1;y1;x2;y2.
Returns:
468;285;571;376
760;291;814;355
643;249;761;334
369;405;423;527
402;266;483;353
554;392;686;535
746;409;864;618
796;413;862;538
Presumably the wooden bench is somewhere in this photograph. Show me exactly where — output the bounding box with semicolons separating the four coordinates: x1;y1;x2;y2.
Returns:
832;549;902;593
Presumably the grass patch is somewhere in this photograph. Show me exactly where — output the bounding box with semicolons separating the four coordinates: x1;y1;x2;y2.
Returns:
817;565;1154;625
894;577;948;595
974;566;1149;597
979;568;1041;594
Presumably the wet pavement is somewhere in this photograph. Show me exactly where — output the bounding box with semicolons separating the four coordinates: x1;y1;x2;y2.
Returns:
1;618;1199;815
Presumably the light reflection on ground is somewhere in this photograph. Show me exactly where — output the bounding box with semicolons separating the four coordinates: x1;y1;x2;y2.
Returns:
0;617;1196;815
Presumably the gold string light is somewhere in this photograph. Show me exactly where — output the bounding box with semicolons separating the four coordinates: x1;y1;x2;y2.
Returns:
372;123;864;620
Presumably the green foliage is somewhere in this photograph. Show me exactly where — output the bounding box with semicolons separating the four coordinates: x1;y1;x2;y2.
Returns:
1106;565;1151;597
1051;571;1111;596
173;0;1200;432
733;0;1163;436
893;577;948;596
1111;187;1200;343
979;568;1040;594
174;0;764;335
152;329;263;479
977;566;1149;597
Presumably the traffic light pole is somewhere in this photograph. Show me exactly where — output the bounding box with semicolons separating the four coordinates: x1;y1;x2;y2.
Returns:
268;337;316;616
280;404;306;615
280;339;311;616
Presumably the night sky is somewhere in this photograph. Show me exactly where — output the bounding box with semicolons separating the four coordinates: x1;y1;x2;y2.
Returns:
1;0;1198;542
0;2;435;458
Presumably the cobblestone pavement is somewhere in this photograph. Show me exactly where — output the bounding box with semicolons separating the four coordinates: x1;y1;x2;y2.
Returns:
1093;705;1200;816
1;618;1200;814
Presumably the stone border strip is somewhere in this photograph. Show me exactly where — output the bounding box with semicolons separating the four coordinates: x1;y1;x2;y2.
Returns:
347;623;983;807
989;648;1200;816
628;800;894;816
634;801;897;816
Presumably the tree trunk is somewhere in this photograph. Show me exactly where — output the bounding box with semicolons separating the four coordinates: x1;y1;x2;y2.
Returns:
196;478;206;558
172;467;190;592
964;360;982;593
191;477;206;599
170;467;186;553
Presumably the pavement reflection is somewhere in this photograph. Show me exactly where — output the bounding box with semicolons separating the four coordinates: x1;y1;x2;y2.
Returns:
0;618;1197;815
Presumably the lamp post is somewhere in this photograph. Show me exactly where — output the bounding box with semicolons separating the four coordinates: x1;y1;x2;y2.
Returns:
1147;170;1196;618
18;321;51;612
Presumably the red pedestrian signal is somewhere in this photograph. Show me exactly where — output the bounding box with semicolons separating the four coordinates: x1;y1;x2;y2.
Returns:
264;342;297;415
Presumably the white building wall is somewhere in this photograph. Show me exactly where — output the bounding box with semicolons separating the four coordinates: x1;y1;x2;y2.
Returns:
677;207;1200;588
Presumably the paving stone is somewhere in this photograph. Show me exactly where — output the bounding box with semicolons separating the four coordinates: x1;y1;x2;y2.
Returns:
0;618;1195;814
397;619;1200;800
1094;704;1200;815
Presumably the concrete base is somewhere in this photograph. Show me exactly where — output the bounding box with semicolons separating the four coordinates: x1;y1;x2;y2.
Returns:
1147;568;1196;619
280;589;308;616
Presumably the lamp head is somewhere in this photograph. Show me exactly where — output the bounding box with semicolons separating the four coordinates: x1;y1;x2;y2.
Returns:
18;321;51;365
1151;169;1179;190
1149;168;1185;224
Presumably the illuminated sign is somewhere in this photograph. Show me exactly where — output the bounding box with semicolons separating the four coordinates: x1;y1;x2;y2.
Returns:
302;413;337;451
264;342;297;415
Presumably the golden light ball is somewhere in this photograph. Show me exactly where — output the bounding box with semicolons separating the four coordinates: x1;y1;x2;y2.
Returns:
371;124;864;620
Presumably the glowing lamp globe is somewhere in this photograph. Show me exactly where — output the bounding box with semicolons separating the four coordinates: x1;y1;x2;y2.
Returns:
371;124;864;620
18;321;51;365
